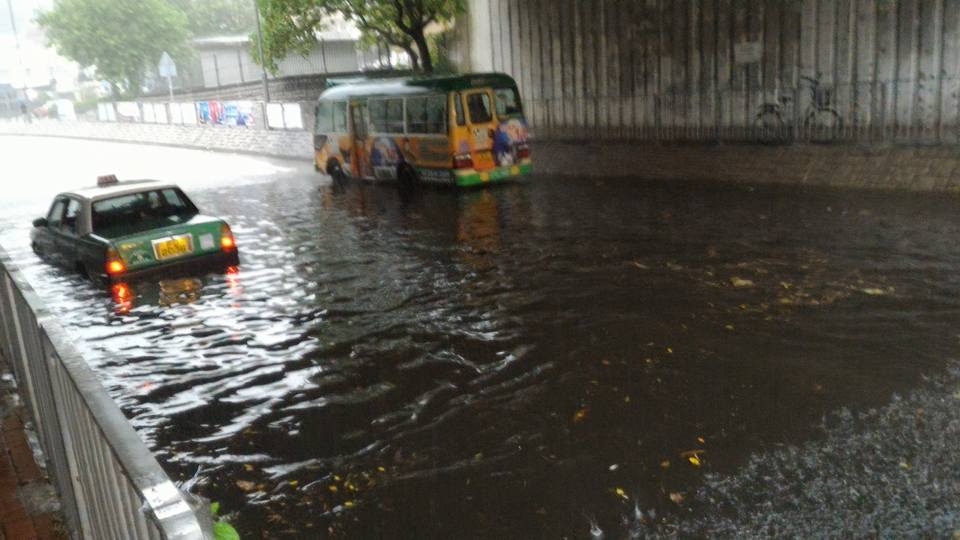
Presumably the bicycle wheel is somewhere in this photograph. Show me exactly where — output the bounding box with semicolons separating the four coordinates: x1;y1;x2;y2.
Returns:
754;110;786;144
804;109;842;141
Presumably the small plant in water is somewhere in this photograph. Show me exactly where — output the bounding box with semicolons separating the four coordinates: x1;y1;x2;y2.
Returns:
211;502;240;540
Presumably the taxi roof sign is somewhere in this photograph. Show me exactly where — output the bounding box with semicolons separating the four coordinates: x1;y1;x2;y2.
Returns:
97;174;119;187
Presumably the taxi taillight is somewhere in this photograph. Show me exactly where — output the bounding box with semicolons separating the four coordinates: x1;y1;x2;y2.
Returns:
105;247;126;276
453;153;474;170
220;224;236;252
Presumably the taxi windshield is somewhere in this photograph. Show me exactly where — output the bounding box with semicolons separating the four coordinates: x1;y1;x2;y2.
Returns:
92;188;198;238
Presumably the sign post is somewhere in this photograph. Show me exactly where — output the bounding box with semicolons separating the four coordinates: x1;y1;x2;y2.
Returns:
158;52;177;103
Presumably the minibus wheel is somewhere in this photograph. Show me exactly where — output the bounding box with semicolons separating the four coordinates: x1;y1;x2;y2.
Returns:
398;164;420;189
327;159;346;181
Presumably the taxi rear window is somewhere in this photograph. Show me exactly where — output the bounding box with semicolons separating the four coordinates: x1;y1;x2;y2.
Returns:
92;188;198;237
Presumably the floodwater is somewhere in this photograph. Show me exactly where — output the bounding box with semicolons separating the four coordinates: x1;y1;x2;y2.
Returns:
2;136;960;538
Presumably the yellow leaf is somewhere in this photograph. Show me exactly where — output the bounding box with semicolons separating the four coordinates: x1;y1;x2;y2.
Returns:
572;408;589;423
624;396;631;403
235;480;256;492
725;325;735;331
688;456;702;467
329;485;338;493
243;464;254;472
669;492;684;504
660;460;670;469
377;466;386;473
344;501;354;508
615;488;628;500
289;480;299;487
666;347;673;354
697;437;705;444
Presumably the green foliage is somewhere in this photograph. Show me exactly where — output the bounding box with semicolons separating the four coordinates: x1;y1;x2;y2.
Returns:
37;0;190;97
427;28;456;74
169;0;257;37
72;94;100;113
254;0;465;74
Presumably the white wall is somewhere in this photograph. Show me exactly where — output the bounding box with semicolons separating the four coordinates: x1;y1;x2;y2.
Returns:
198;40;361;89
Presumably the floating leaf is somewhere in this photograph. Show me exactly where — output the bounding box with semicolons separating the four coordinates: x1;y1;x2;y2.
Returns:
328;485;338;493
210;502;220;517
730;277;754;288
615;487;629;500
660;460;670;469
377;466;386;473
243;464;254;472
572;408;589;423
697;437;705;444
688;455;702;467
289;480;299;487
669;492;685;504
235;480;256;492
861;288;885;296
213;520;240;540
609;464;619;471
344;500;355;508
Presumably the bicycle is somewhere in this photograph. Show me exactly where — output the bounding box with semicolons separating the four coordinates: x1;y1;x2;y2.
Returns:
754;75;843;143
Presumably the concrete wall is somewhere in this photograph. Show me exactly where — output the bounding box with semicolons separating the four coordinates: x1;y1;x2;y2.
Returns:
460;0;960;143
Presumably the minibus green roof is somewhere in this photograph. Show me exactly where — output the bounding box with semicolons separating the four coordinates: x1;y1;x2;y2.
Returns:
318;72;519;101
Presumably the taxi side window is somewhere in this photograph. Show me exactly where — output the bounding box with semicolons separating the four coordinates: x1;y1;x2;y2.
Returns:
47;199;66;227
62;199;81;235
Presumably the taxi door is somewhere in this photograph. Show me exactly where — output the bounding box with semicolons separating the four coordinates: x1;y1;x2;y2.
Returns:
53;198;82;268
463;89;497;171
35;197;66;264
350;102;371;179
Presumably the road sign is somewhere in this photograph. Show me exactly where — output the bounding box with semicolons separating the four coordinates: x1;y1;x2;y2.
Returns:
158;52;177;78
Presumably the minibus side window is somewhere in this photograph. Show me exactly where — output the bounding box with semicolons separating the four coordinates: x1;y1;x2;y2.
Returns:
333;101;347;132
369;99;387;133
454;93;465;126
315;101;333;133
406;97;427;133
386;99;405;133
494;87;523;117
467;93;493;124
425;95;447;134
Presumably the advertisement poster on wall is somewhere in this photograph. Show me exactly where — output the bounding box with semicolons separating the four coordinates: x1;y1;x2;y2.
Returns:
198;101;255;127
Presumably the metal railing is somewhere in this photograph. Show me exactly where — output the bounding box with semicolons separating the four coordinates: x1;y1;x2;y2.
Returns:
0;246;209;540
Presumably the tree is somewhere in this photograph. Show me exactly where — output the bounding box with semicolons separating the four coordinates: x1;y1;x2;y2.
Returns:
37;0;190;97
169;0;257;37
256;0;465;75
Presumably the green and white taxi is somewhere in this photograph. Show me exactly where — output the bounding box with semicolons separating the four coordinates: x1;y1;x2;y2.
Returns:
30;175;239;283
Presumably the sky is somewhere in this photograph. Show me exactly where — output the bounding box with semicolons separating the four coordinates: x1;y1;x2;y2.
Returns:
0;0;79;90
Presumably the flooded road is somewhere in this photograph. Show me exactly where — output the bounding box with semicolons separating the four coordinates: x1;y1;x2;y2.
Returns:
2;136;960;538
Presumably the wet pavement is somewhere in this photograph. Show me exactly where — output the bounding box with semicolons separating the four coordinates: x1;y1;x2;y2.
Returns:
1;136;959;538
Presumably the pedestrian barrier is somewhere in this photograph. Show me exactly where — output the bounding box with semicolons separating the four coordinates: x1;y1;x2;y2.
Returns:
0;246;209;540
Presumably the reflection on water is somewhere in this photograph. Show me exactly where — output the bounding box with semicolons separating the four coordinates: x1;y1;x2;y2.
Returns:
111;276;212;314
4;158;960;538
